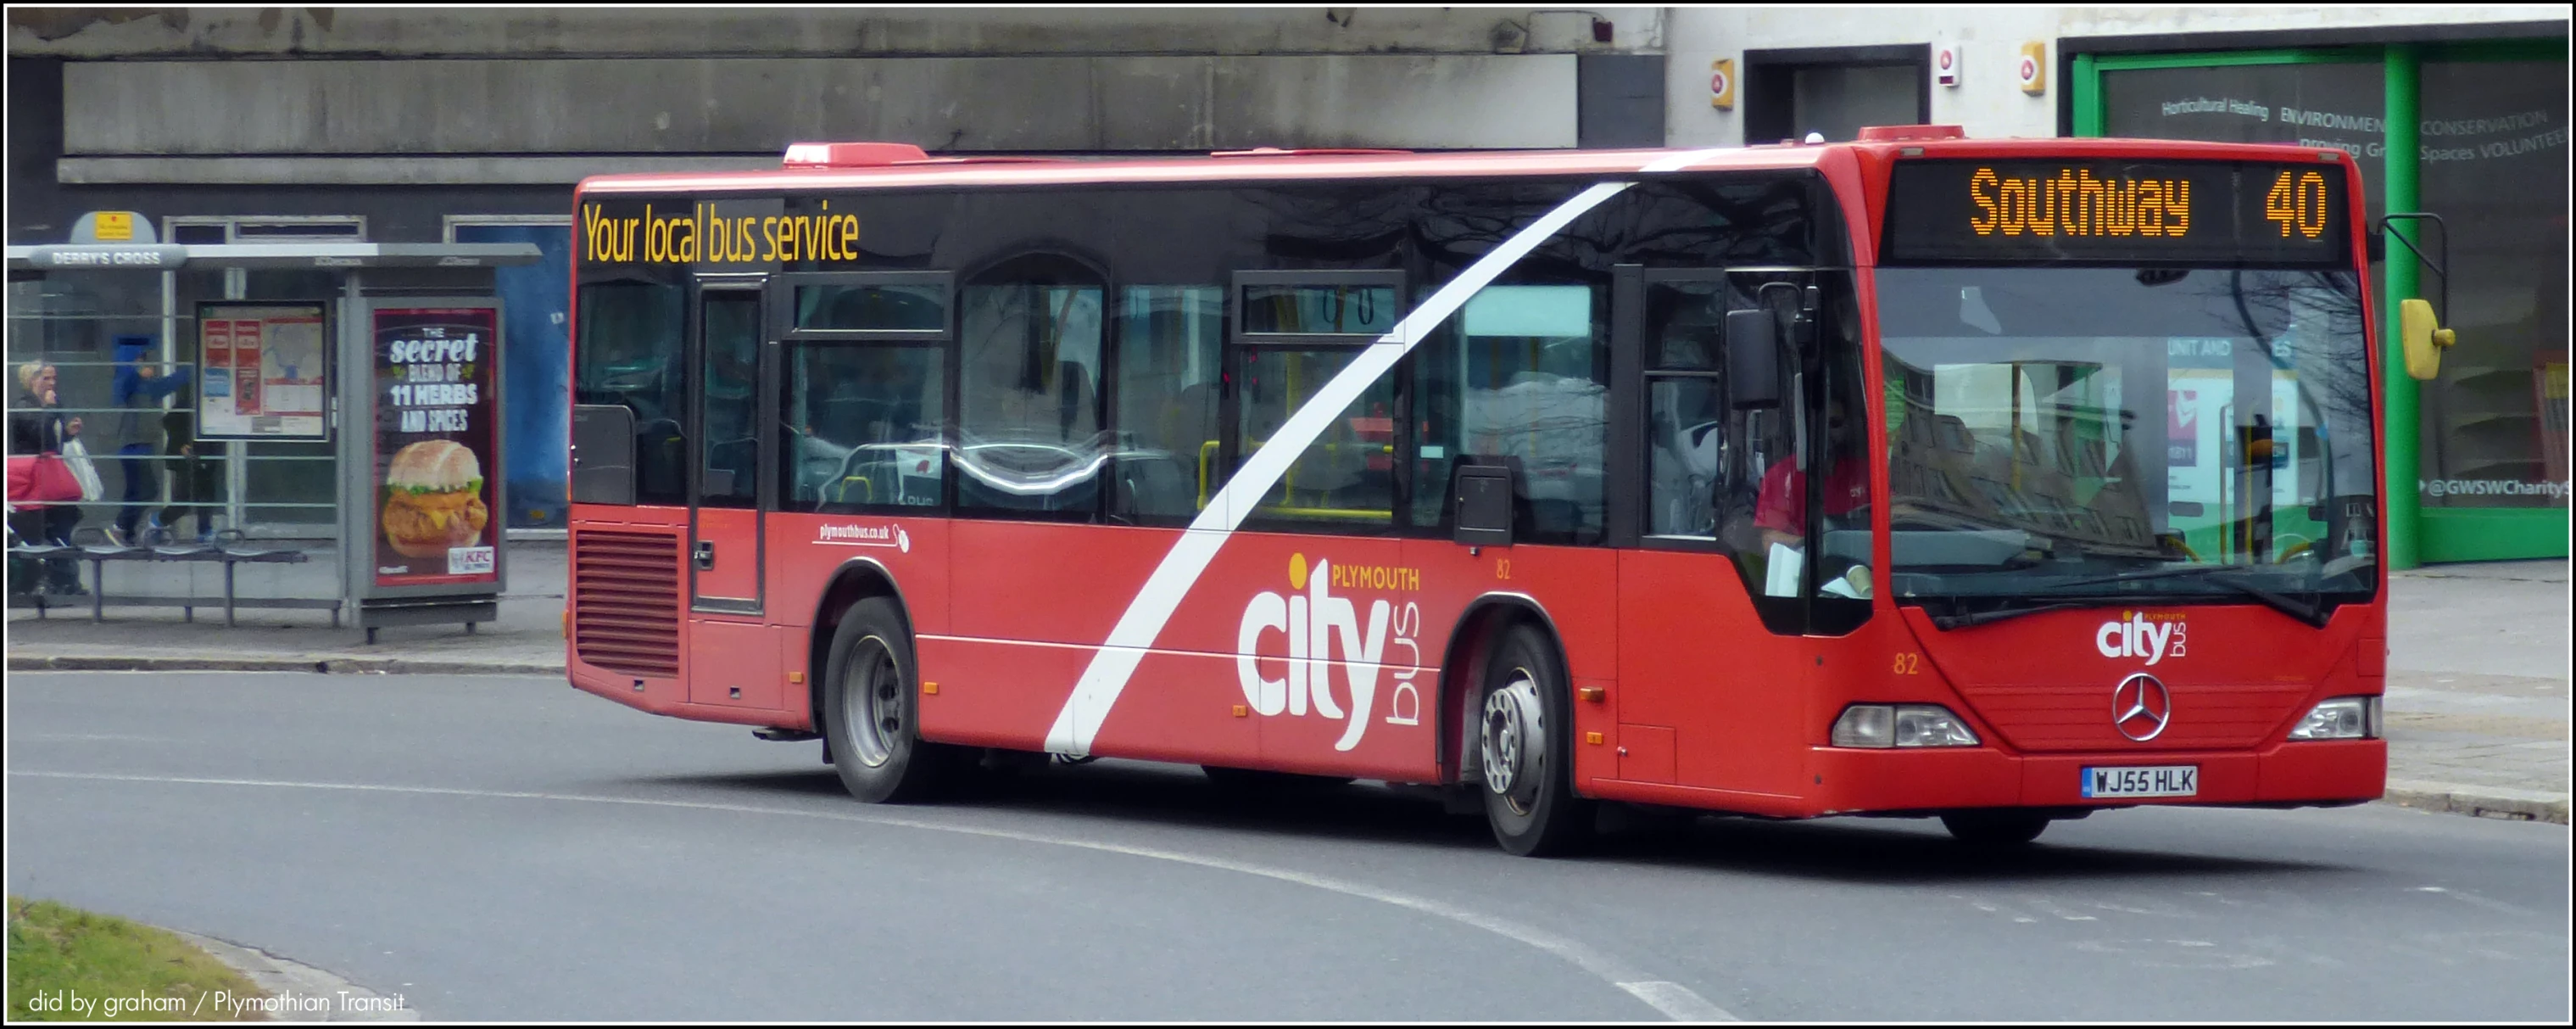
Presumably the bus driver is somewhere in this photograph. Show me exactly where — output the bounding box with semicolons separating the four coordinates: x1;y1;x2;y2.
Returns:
1752;396;1869;553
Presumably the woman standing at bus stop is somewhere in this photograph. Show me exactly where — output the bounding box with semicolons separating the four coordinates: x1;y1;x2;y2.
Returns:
9;361;87;596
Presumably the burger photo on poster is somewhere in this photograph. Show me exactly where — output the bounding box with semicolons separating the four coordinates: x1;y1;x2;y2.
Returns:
382;439;490;559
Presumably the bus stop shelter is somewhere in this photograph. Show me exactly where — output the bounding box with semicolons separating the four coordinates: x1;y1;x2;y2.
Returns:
7;231;541;640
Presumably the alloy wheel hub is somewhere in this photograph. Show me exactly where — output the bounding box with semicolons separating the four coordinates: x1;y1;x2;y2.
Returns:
1480;674;1544;803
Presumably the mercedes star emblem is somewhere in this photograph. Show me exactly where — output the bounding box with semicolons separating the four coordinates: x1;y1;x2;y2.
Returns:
2112;672;2172;742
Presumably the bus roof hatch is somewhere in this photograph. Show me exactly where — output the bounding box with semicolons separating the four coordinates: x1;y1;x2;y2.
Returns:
1858;125;1966;142
783;142;932;169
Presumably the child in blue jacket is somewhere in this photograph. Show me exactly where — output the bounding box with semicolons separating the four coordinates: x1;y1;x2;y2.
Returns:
109;335;192;545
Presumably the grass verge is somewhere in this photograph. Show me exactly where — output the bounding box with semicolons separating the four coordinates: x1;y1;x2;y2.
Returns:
8;896;266;1021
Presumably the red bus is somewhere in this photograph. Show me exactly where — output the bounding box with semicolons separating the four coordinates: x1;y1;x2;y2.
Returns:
564;128;2388;856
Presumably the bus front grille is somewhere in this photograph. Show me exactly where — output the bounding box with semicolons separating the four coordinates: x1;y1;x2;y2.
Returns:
1954;681;2320;752
572;529;681;678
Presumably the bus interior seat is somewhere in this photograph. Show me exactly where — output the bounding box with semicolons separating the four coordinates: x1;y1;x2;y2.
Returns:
824;444;880;506
1113;451;1196;520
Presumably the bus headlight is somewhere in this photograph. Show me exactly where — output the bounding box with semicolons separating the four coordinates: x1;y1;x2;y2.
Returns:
2287;696;2381;741
1832;704;1982;748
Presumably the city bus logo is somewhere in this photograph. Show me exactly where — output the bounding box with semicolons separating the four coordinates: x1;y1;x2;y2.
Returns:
2111;673;2173;741
1234;554;1423;752
2095;610;2184;665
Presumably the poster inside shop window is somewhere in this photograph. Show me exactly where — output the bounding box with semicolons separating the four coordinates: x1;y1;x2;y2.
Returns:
197;301;330;441
371;305;503;589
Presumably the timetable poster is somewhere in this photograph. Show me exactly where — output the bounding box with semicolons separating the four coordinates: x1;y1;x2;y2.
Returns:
195;302;329;440
371;306;501;589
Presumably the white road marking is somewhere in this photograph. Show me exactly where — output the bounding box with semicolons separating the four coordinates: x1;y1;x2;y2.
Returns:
13;769;1737;1021
1042;149;1737;756
1616;980;1731;1021
2418;886;2540;918
2025;898;2099;922
2072;938;2274;970
2085;898;2181;917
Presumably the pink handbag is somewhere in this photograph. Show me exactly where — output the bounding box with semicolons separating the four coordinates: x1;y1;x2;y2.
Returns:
7;452;82;506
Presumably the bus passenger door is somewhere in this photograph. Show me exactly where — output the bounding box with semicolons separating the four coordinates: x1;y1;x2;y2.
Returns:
1610;268;1813;798
687;280;778;709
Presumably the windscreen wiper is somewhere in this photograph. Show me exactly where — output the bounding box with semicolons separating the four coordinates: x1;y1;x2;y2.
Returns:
2047;564;2332;629
2193;574;2332;629
1925;600;2093;631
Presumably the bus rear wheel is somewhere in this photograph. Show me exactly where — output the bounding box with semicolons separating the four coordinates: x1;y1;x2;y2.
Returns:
1939;809;2052;846
1477;624;1592;857
822;596;950;804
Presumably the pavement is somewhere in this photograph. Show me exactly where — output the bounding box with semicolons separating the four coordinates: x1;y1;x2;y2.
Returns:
2375;558;2571;824
170;929;420;1022
7;541;2568;823
5;540;568;676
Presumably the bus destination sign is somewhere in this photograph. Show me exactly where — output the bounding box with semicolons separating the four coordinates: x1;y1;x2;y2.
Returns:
1882;159;2350;265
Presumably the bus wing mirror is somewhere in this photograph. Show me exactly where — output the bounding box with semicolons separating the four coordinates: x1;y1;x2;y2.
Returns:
2398;298;2456;381
1726;308;1783;409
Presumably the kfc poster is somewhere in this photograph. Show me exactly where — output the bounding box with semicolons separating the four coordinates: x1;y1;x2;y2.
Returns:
371;306;501;588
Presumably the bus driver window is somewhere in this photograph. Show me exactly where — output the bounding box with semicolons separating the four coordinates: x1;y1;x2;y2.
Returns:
1751;284;1871;600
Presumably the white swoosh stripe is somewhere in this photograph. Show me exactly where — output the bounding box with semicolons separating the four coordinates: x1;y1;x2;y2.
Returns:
1044;151;1733;754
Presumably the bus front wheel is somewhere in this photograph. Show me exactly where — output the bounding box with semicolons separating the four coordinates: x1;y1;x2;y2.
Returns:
822;596;950;804
1477;623;1593;857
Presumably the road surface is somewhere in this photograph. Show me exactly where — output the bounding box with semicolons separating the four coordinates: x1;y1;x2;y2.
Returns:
8;672;2566;1021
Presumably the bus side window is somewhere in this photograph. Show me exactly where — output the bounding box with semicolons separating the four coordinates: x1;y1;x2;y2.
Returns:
956;259;1107;517
1110;285;1224;523
779;344;945;512
1413;283;1608;544
1643;281;1727;539
697;292;761;508
1229;274;1405;528
574;279;689;506
1648;378;1726;537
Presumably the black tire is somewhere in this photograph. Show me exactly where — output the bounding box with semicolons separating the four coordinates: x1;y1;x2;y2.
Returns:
1201;766;1355;793
820;596;950;803
1940;809;2051;847
1475;623;1592;857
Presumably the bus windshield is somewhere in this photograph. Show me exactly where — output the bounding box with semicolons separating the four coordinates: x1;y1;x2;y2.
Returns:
1876;266;2378;617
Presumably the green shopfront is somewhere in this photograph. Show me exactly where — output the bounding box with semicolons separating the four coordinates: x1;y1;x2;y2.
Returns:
2072;37;2571;567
